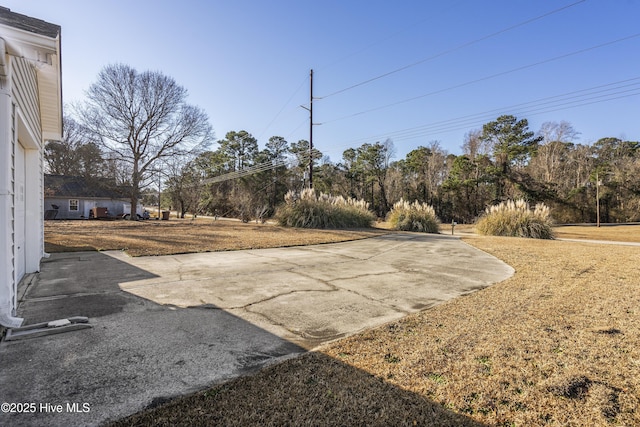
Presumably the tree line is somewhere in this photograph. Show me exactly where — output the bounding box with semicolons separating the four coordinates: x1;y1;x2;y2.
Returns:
161;116;639;224
45;64;640;224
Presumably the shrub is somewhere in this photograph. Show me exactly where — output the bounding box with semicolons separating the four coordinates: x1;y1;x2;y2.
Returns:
475;199;554;239
387;199;440;233
276;188;375;229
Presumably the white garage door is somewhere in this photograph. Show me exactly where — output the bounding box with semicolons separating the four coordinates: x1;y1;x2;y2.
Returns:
15;141;26;283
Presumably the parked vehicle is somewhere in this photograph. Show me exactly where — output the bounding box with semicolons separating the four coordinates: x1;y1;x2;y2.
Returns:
120;210;150;220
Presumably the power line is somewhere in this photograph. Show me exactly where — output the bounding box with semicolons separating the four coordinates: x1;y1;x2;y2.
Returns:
213;2;486;145
255;75;309;141
390;92;639;144
196;91;637;188
198;151;315;186
191;79;639;185
284;117;311;141
332;77;640;147
324;77;640;152
322;32;640;124
318;0;468;71
319;0;587;99
323;84;640;152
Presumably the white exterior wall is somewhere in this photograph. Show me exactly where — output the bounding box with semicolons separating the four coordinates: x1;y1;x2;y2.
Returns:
13;58;44;282
21;116;44;275
0;20;61;327
0;51;21;326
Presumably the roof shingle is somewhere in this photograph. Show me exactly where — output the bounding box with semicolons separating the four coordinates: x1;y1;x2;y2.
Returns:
44;175;130;200
0;6;60;39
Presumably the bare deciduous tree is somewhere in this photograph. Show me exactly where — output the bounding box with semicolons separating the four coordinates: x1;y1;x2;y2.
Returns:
461;129;489;159
535;121;580;182
44;115;104;177
77;63;213;219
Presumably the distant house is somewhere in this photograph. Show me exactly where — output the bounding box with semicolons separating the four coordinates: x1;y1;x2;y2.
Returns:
0;8;62;327
44;174;145;219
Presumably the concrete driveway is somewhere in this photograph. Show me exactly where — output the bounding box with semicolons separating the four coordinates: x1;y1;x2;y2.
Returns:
0;233;513;427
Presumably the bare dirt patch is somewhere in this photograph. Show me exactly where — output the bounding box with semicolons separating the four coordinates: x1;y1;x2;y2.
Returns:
44;219;388;256
106;230;640;426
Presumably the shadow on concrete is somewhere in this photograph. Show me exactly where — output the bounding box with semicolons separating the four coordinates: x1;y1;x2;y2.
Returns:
18;252;159;323
1;249;488;427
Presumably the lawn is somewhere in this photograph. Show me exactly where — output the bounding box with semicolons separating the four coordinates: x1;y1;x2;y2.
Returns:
44;218;388;256
45;220;640;426
553;224;640;242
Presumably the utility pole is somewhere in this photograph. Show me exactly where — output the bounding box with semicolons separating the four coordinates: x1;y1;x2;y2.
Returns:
157;171;161;220
309;69;314;189
596;169;600;227
301;69;315;189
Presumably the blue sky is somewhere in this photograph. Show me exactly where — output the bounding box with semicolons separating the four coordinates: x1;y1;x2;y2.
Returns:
4;0;640;162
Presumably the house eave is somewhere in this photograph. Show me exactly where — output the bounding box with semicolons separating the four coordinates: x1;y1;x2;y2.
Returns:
45;196;131;202
0;23;59;58
0;22;62;142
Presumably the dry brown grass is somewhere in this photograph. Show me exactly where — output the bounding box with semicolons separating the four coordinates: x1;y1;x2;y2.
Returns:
109;352;486;427
554;224;640;242
56;221;638;426
321;236;640;426
44;219;388;256
444;224;640;243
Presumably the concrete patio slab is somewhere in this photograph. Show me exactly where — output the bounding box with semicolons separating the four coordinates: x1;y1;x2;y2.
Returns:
0;232;513;427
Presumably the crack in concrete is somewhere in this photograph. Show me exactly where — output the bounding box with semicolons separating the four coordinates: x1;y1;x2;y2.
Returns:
249;245;364;262
365;242;416;261
234;306;305;340
241;287;340;311
330;284;411;315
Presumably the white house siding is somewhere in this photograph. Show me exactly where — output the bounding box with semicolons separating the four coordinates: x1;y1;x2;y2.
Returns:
11;57;40;142
14;140;26;284
0;9;61;327
0;75;19;326
13;57;44;280
23;134;44;277
0;55;44;327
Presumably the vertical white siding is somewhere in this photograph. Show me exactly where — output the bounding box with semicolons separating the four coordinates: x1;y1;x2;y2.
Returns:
24;145;43;273
10;103;17;313
12;59;47;265
11;57;41;148
12;58;46;278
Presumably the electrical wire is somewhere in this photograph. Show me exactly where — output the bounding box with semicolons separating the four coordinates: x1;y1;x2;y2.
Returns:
206;1;590;164
191;79;639;185
387;92;639;144
320;77;640;152
330;77;640;147
284;117;311;142
255;75;309;141
199;151;313;185
319;0;587;99
322;32;640;124
318;0;468;71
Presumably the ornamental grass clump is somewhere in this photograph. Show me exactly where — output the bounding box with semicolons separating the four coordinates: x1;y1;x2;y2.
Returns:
387;199;440;233
276;189;375;229
475;199;554;239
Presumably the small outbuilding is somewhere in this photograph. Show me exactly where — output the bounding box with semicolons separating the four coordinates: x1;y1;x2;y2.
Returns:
44;174;145;220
